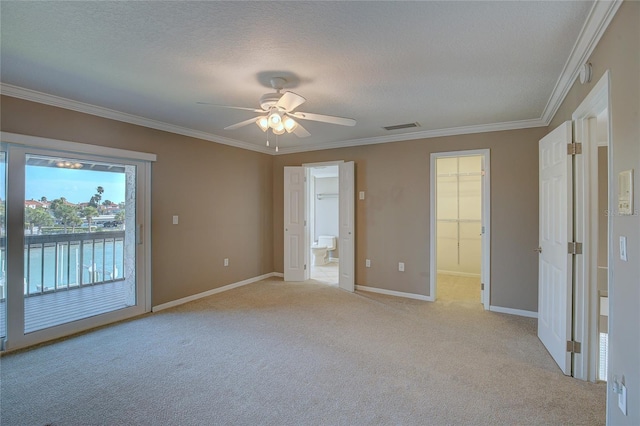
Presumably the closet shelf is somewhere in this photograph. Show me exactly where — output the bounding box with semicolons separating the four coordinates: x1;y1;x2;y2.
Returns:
437;172;483;178
437;219;481;223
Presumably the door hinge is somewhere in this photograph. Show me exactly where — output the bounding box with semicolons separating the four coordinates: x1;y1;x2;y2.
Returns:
304;264;307;270
481;283;485;291
567;142;582;155
304;220;307;227
567;340;582;354
568;242;583;255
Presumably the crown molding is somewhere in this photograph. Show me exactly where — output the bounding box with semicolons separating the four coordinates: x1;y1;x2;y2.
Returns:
0;83;272;155
275;118;546;155
540;0;622;125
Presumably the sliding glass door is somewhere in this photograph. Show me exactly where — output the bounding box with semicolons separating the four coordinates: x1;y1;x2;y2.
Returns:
0;150;6;345
1;135;153;351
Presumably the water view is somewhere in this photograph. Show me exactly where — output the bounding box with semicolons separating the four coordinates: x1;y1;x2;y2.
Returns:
24;237;124;295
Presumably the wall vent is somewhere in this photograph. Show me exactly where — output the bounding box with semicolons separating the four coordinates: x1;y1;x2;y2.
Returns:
383;122;421;131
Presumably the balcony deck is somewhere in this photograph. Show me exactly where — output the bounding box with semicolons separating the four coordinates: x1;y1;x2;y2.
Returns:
0;281;127;335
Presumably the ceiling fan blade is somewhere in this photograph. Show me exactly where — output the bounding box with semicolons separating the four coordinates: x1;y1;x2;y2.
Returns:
290;111;356;127
276;91;306;112
293;123;311;138
197;102;262;113
224;116;260;130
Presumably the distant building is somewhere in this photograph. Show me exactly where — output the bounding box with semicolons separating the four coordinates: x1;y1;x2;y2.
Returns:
25;199;46;209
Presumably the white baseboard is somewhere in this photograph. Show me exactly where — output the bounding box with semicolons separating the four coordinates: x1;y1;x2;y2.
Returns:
489;305;538;318
437;270;481;278
152;272;280;312
356;285;434;302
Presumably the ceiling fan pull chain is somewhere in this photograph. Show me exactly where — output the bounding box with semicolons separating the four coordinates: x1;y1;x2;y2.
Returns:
275;134;279;153
266;130;270;147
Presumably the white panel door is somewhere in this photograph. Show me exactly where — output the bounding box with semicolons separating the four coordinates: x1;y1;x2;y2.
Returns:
538;121;573;375
284;167;307;281
338;161;355;292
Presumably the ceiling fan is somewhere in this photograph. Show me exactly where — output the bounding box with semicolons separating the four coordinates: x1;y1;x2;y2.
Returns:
198;77;356;142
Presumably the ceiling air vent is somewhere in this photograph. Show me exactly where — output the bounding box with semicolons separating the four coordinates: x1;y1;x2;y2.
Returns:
383;122;421;131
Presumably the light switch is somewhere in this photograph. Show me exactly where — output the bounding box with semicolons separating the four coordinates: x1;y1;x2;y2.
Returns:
619;236;627;261
365;259;371;268
618;383;627;415
398;262;405;272
172;215;179;225
359;191;365;200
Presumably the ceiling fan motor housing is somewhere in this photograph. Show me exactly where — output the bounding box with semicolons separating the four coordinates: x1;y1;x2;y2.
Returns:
259;92;283;111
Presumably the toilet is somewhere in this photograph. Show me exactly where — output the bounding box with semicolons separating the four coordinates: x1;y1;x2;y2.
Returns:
311;235;336;266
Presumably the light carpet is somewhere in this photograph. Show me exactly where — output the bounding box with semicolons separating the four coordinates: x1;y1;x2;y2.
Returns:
0;278;605;425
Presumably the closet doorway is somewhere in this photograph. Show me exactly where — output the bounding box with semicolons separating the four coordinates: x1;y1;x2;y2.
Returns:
430;150;490;308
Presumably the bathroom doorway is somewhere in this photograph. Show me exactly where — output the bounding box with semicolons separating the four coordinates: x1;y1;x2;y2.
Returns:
430;150;490;308
308;165;339;285
284;161;354;291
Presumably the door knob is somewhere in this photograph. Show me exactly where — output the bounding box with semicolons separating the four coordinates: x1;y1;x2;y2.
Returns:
534;247;542;253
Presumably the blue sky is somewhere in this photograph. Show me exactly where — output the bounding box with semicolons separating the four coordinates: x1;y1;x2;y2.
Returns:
25;166;126;204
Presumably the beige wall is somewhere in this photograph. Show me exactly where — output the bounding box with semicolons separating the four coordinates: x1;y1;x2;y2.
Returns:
598;146;608;268
549;1;639;423
0;96;274;306
273;127;546;312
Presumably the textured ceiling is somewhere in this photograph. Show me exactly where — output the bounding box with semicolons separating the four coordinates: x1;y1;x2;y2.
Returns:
1;1;595;153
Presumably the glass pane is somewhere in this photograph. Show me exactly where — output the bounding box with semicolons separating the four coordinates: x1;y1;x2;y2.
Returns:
24;154;136;333
0;151;6;339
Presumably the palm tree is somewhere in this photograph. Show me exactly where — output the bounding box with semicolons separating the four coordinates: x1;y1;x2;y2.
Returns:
81;206;99;232
89;186;105;213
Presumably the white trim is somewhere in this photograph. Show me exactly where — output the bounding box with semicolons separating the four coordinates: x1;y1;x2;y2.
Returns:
277;119;545;155
572;70;610;120
571;71;611;384
0;84;271;155
489;305;538;319
1;131;157;162
541;1;622;124
430;149;491;310
273;272;284;278
302;160;345;167
356;285;433;302
151;272;279;312
437;270;481;278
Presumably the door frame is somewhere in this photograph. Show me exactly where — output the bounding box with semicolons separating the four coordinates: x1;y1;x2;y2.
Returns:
282;160;355;291
0;131;154;351
571;70;611;382
429;149;491;309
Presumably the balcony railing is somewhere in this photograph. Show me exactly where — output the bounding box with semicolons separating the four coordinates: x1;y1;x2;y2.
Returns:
0;231;126;300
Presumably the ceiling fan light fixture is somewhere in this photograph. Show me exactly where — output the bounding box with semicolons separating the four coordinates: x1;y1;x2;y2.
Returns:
268;110;282;127
283;116;298;133
256;116;269;132
272;123;286;135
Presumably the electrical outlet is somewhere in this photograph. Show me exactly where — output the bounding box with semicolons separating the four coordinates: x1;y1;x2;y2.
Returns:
223;258;229;267
365;259;371;268
172;215;179;225
398;262;405;272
